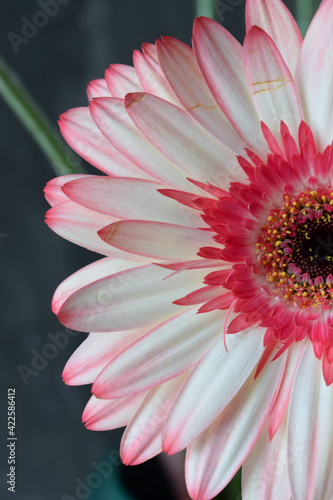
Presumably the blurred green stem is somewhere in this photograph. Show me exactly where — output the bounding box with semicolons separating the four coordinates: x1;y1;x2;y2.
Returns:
0;57;84;176
295;0;314;36
195;0;215;18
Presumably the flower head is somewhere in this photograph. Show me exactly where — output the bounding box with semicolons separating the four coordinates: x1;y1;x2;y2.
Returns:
45;1;333;498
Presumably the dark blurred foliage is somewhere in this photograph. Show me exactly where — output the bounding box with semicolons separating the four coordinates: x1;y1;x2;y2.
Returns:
0;1;296;499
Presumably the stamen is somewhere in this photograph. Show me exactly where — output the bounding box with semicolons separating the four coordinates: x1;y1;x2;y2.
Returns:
258;187;333;308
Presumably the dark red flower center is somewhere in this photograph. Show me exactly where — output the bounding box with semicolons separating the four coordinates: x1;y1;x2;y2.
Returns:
258;189;333;308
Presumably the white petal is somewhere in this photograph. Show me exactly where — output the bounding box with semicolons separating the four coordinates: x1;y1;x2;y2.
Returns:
44;174;89;207
52;256;146;316
163;327;265;454
104;64;141;98
133;48;178;104
83;393;145;431
242;416;291;500
288;340;333;500
62;176;201;226
268;341;304;439
120;375;186;465
244;27;303;141
99;220;214;260
295;1;333;151
62;329;145;385
185;354;286;500
245;0;302;76
90;97;190;189
156;36;244;154
59;107;147;177
57;265;207;332
92;308;222;398
192;17;266;154
125;92;242;188
45;200;118;257
87;79;111;100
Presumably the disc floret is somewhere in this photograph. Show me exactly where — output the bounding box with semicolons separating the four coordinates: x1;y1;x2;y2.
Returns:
259;187;333;309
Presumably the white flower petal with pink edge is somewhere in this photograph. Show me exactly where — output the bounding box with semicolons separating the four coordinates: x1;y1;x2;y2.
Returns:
90;97;190;189
244;26;303;141
59;107;147;177
45;200;118;256
99;220;214;260
104;63;142;98
124;92;242;186
163;327;265;454
242;416;291;500
62;329;146;386
268;341;304;440
57;265;207;333
156;36;243;153
83;393;146;431
44;174;89;207
62;176;201;226
92;308;222;399
288;340;333;500
295;0;333;151
52;256;147;316
185;354;286;500
133;47;178;105
192;17;265;154
87;78;111;101
120;374;187;465
245;0;302;76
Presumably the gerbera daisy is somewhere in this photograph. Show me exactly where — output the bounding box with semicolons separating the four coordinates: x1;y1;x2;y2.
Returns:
45;0;333;498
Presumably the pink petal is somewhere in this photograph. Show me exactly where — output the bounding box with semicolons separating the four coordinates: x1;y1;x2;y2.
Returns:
87;79;110;101
89;97;190;189
244;26;303;141
174;285;223;306
92;308;222;398
83;393;145;431
156;36;243;154
59;107;147;177
62;329;145;385
192;17;265;154
99;220;214;260
104;63;141;98
44;174;89;207
45;200;118;256
124;92;242;187
245;0;302;76
133;48;178;104
62;176;200;226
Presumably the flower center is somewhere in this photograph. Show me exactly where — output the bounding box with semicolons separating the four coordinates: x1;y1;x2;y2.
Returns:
258;188;333;308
